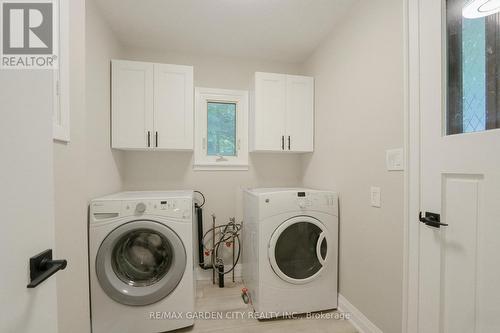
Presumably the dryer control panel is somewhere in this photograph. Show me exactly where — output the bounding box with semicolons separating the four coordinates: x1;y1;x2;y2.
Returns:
297;192;336;209
254;189;338;219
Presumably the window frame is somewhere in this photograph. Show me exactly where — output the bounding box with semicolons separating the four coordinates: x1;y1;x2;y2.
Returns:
194;87;249;170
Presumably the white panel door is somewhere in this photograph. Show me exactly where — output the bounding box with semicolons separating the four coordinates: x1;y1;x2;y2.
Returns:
0;71;59;332
112;60;154;149
417;1;500;332
252;72;287;151
154;64;194;150
286;75;314;152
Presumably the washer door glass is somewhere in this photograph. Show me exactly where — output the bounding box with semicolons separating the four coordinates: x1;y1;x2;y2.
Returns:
268;216;329;284
96;220;186;306
112;229;172;287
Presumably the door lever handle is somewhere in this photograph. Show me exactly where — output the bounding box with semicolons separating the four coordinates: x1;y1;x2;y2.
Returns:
419;212;448;228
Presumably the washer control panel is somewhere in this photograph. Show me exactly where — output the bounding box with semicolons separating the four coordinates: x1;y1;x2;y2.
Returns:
122;198;192;220
135;202;147;214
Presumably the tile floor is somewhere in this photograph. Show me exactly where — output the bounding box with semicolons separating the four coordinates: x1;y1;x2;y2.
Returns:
175;280;358;333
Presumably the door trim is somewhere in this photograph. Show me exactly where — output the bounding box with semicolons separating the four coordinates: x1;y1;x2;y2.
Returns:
403;0;423;332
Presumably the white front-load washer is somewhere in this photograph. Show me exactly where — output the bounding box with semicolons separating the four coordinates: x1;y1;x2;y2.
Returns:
242;188;338;318
89;191;195;333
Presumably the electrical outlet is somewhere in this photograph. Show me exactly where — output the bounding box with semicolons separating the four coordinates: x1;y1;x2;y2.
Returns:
371;187;381;208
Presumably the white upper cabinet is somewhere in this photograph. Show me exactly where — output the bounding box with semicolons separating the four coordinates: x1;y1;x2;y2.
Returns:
112;60;194;150
286;75;314;152
252;72;287;151
112;60;154;149
154;64;194;150
250;72;314;153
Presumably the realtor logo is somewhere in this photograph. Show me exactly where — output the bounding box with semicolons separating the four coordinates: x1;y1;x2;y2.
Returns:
1;0;58;69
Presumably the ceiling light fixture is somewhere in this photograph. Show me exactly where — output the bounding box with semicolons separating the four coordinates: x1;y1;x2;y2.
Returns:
463;0;500;18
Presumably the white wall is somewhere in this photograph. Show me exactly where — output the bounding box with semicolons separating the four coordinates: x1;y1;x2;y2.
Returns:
54;0;125;332
122;47;303;91
120;47;305;228
53;0;88;332
301;1;405;333
85;0;124;198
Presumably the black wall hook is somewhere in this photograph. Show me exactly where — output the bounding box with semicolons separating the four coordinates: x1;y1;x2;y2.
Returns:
27;249;67;288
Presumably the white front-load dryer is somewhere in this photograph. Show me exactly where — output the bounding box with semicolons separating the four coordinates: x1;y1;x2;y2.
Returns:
242;188;338;318
89;191;195;333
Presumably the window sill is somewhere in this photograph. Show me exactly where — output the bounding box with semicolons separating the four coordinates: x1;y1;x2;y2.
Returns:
193;164;249;171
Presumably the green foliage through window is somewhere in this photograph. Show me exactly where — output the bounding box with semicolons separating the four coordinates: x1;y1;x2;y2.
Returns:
207;102;236;156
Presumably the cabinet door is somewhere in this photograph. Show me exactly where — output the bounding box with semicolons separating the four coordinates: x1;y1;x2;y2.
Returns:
286;75;314;152
154;64;194;150
252;72;287;151
112;60;154;149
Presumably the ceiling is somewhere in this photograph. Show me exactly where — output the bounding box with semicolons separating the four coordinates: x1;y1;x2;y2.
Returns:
93;0;355;63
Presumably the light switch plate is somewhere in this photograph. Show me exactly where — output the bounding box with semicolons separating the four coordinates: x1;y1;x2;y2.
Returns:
371;187;381;208
386;148;404;171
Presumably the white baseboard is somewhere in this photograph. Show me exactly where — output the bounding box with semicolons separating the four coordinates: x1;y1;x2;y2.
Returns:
338;294;383;333
196;263;242;281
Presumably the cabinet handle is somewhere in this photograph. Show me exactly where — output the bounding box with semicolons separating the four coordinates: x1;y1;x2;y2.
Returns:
281;136;285;150
288;136;291;150
155;131;158;148
147;131;151;147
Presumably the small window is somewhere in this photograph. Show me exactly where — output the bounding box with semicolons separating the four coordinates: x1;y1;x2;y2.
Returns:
194;88;248;170
207;102;237;156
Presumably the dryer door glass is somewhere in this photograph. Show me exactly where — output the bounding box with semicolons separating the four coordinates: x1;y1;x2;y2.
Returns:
112;229;172;287
269;216;329;284
96;220;187;306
